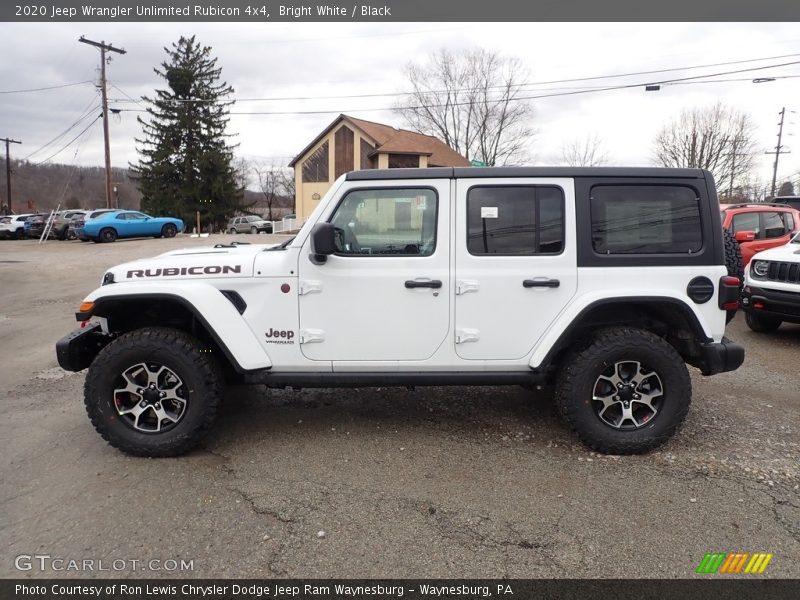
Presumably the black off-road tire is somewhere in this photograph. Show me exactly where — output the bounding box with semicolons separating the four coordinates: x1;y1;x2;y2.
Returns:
744;311;781;333
723;228;744;323
100;227;117;243
555;328;691;455
161;223;177;238
84;327;223;457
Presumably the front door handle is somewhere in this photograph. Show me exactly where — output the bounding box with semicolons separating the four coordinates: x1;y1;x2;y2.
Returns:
523;278;560;288
405;279;442;289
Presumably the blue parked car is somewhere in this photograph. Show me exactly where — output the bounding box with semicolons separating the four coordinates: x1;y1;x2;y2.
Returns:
83;210;184;243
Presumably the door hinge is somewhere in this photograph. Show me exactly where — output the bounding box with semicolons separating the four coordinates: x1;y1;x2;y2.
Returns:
455;328;480;344
298;329;325;344
299;280;323;295
456;280;480;295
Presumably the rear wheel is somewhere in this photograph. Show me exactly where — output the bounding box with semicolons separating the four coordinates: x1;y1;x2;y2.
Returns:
744;311;781;333
100;227;117;243
723;229;744;323
84;327;222;457
161;223;177;238
555;328;691;454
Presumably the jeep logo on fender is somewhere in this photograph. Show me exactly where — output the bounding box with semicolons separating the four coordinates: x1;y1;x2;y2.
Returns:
265;328;294;344
126;265;242;278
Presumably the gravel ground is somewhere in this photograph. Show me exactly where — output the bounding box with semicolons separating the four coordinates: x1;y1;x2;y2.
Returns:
0;235;797;579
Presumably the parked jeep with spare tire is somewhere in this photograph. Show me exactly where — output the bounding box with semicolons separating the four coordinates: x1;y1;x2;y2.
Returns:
56;167;744;457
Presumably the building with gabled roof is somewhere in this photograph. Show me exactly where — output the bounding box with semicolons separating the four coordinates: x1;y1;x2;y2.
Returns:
289;114;470;218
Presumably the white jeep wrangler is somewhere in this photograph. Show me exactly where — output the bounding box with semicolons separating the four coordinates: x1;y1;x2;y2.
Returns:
741;231;800;332
56;167;744;457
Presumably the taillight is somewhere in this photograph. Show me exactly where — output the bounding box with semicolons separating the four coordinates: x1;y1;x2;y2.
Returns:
719;276;740;311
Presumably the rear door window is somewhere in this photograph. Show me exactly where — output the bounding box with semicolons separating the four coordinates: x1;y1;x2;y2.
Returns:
466;186;564;255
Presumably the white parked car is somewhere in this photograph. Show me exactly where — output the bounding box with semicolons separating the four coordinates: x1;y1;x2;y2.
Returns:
741;231;800;332
0;213;34;239
57;167;744;457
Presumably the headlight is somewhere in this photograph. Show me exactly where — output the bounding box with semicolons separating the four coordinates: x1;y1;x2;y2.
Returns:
751;260;769;278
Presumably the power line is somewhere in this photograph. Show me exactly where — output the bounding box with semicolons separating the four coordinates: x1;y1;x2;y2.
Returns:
35;115;101;165
0;81;93;94
23;98;101;161
113;61;800;117
109;51;800;105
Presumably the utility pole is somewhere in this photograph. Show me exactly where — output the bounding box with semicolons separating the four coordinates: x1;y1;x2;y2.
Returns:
766;107;790;198
79;36;126;209
1;137;21;215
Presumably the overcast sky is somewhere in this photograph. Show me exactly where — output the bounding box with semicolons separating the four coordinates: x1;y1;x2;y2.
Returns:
1;22;799;191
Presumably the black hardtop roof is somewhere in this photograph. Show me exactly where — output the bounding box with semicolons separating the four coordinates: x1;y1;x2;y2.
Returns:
346;166;709;181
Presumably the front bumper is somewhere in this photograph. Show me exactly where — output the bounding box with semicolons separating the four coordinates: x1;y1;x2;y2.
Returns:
55;323;110;372
741;284;800;324
697;337;745;376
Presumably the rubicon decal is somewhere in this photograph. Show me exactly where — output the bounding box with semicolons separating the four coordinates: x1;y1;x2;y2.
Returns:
126;265;242;278
696;552;773;574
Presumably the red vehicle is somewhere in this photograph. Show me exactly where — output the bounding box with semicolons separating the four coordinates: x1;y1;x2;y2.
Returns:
720;203;800;265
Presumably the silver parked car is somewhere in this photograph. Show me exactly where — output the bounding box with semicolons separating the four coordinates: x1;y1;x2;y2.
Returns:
227;215;273;234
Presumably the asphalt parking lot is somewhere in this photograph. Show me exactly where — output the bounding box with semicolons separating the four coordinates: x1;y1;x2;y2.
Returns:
0;235;798;578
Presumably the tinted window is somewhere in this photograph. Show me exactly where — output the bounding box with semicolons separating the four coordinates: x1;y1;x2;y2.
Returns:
330;188;438;256
591;185;702;254
732;212;759;235
762;211;787;239
466;186;564;255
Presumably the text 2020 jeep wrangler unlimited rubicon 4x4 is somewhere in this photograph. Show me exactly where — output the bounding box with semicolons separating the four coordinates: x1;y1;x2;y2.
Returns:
56;167;744;457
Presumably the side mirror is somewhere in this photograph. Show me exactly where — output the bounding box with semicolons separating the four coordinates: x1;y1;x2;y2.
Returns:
310;222;336;264
735;230;755;242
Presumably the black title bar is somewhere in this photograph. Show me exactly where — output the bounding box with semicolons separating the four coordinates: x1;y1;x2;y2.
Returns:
3;0;800;22
4;579;800;600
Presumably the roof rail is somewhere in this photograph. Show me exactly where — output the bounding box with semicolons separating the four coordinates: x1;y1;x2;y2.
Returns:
722;202;791;209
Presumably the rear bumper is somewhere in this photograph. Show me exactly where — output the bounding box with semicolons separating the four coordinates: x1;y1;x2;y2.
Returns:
55;323;109;372
741;284;800;324
698;337;745;376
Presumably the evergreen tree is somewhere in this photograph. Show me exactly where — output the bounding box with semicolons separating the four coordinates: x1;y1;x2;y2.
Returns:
131;36;248;229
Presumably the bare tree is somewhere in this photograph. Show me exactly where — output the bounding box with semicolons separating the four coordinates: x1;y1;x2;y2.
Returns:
653;103;757;198
560;134;609;167
395;48;534;166
252;162;293;221
777;180;795;196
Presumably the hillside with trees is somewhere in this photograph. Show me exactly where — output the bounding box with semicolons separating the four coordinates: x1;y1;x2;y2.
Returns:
0;158;140;213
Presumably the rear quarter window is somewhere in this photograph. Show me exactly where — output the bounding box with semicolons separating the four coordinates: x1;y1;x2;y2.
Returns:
591;185;702;254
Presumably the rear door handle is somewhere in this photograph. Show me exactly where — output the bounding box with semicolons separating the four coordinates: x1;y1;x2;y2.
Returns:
523;278;560;288
405;279;442;289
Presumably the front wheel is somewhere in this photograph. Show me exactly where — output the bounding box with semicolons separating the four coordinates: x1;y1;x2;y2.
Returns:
161;223;177;238
555;328;691;454
229;228;237;234
84;327;222;457
100;227;117;243
745;311;781;333
250;226;258;234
